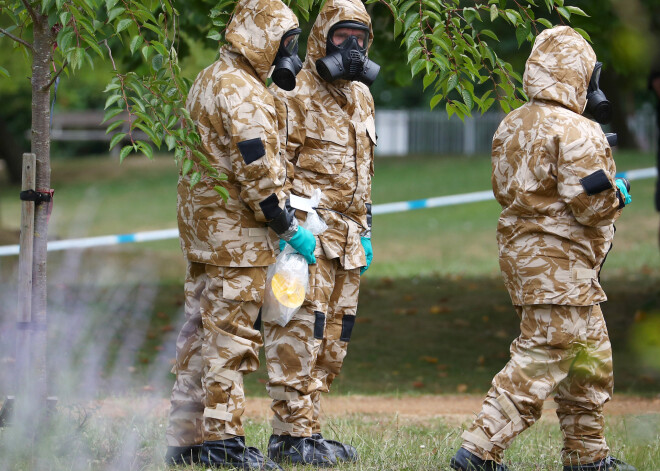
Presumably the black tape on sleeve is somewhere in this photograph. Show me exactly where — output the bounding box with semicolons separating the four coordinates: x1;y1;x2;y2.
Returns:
580;169;613;196
259;193;281;220
365;203;372;230
265;198;295;235
314;311;326;340
340;315;356;342
237;138;266;164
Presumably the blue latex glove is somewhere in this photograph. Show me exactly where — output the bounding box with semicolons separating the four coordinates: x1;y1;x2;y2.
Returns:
615;178;632;205
283;226;316;264
360;237;373;275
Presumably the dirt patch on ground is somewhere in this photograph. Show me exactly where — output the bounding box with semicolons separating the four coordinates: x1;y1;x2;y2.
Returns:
94;394;660;424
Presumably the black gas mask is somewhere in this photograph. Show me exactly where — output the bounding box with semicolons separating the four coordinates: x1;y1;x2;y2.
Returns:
271;28;303;91
583;61;612;124
315;21;380;86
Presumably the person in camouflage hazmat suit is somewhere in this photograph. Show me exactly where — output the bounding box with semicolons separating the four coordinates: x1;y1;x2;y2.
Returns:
164;0;316;469
450;26;636;471
265;0;378;466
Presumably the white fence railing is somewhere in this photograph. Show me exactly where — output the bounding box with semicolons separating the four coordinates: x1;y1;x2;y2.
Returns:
375;106;659;157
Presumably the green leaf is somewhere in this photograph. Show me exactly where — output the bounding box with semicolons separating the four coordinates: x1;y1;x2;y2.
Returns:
137;140;154;160
461;88;473;110
182;158;193;176
165;134;177;151
407;46;423;64
142;45;152;61
490;4;498;22
130;35;144;55
102;107;124;123
566;5;588;17
116;18;133;34
446;74;458;93
105;120;124;134
574;27;591;43
557;6;570;20
430;93;443;110
0;66;9;78
404;12;420;32
213;185;229;202
423;72;436;91
109;132;126;149
394;18;403;38
446;101;456;119
104;94;123;109
190;171;201;187
479;29;499;41
536;18;553;29
107;6;124;22
411;58;426;77
207;30;223;41
152;54;164;71
119;145;133;163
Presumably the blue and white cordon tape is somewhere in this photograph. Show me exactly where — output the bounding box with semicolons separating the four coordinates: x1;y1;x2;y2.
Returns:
0;167;656;257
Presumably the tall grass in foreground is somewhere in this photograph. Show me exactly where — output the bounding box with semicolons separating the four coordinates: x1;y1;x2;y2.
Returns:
0;406;658;470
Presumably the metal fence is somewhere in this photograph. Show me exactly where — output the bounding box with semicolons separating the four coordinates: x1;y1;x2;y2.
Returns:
375;106;658;157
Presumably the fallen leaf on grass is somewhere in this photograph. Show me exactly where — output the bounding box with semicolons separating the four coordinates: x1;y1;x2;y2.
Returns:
355;318;372;324
412;381;425;389
457;384;468;393
429;305;450;314
420;356;439;364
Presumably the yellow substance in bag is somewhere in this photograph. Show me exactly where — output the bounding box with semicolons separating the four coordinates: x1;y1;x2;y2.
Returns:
271;272;305;308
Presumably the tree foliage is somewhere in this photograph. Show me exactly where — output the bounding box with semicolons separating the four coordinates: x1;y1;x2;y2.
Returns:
0;0;585;189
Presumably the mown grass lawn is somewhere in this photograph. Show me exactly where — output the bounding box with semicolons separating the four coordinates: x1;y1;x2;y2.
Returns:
0;152;659;470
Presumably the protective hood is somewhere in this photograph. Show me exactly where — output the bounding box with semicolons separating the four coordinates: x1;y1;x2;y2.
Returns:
523;26;596;114
305;0;374;76
225;0;299;83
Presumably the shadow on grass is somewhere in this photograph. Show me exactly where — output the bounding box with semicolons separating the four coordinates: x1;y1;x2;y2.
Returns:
1;252;658;399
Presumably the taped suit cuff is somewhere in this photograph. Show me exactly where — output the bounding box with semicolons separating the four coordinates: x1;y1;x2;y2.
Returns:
279;217;299;241
267;199;295;236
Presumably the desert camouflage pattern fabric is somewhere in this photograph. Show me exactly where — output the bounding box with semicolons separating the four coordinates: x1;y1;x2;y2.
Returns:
492;26;622;306
167;262;267;444
272;0;377;271
263;255;360;436
168;0;298;446
461;304;613;465
177;0;298;268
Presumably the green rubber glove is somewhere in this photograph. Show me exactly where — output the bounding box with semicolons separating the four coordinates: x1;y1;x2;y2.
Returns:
284;226;316;264
360;237;373;275
615;178;632;205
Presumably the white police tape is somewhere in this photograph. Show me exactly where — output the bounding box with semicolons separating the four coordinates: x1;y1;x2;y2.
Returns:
0;167;656;257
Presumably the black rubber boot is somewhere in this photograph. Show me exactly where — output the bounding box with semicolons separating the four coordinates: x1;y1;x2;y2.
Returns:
312;433;358;463
200;436;283;470
450;447;510;471
563;456;637;471
268;434;337;467
164;445;202;466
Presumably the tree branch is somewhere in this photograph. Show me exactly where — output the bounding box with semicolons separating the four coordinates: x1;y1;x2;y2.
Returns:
43;59;69;91
20;0;39;24
0;27;34;51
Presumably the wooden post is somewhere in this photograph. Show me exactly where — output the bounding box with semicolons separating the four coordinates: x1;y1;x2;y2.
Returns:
0;153;35;427
17;153;36;393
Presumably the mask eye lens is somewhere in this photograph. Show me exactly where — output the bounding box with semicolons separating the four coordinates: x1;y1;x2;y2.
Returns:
281;29;301;55
590;62;602;90
330;27;368;48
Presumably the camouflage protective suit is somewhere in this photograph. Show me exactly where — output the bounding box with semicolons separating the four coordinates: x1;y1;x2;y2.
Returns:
460;26;625;467
166;0;298;446
266;0;376;437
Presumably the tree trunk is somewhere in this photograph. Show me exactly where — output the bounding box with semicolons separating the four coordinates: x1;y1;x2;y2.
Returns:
28;12;53;412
